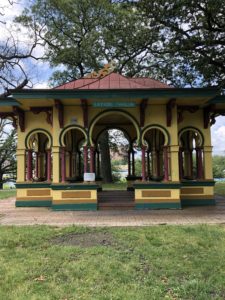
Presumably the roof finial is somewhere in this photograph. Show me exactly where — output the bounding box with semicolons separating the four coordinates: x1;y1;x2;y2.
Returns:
84;61;116;79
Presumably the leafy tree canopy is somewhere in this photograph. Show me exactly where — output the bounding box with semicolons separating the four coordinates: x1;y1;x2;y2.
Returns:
16;0;225;88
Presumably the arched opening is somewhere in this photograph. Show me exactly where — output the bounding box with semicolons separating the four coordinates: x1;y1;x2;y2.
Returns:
90;110;140;190
60;126;87;182
179;128;204;180
26;131;52;182
142;126;169;181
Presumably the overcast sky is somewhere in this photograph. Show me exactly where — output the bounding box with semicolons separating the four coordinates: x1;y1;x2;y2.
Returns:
0;0;224;155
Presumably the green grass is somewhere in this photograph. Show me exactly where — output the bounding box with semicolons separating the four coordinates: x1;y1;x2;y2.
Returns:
0;225;225;299
102;182;127;190
215;182;225;196
0;189;16;199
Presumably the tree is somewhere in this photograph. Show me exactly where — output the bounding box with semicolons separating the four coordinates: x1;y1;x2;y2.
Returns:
213;156;225;178
0;119;17;189
138;0;225;88
0;0;41;97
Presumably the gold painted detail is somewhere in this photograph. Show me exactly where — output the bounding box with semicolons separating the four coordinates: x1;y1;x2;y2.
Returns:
53;199;97;204
27;189;51;196
180;195;213;200
181;188;204;195
17;197;52;201
142;191;171;198
136;198;180;203
62;191;91;198
84;61;116;79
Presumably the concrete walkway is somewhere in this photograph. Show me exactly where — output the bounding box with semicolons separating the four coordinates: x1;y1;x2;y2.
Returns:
1;196;225;226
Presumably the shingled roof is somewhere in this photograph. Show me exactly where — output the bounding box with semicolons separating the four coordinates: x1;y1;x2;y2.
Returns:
54;72;172;90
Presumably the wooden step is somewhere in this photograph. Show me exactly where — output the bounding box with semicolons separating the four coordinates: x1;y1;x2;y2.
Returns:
98;191;135;210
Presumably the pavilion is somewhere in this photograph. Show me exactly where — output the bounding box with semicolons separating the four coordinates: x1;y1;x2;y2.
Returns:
0;64;224;210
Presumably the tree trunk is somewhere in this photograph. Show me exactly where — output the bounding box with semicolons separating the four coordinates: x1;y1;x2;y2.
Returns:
99;131;113;183
0;174;3;190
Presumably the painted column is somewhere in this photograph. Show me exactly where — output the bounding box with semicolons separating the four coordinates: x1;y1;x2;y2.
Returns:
83;146;88;174
69;152;72;177
203;146;213;179
147;151;150;179
128;150;131;176
35;152;39;179
96;151;100;177
61;147;66;182
16;149;26;182
47;149;52;181
132;150;135;176
179;148;183;179
151;149;157;178
170;146;180;181
141;146;146;181
90;146;95;173
196;147;203;179
78;151;82;177
27;149;33;181
156;151;161;177
52;146;60;183
163;146;169;181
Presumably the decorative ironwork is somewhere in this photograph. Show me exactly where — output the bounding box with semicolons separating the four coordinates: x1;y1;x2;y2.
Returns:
84;61;116;79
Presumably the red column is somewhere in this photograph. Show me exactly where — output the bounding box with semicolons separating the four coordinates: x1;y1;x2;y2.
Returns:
128;150;131;176
156;151;161;177
61;147;66;182
27;149;33;181
78;151;81;176
35;152;39;179
83;146;88;173
47;149;51;182
179;148;183;179
196;148;203;179
132;150;135;176
90;147;95;173
141;146;146;181
163;146;169;181
147;151;150;179
189;149;193;178
96;151;100;177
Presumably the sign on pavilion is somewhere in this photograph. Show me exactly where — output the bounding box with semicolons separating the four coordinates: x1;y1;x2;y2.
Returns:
0;64;224;210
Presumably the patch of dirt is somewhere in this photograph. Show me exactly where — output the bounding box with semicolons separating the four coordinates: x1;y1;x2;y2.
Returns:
52;231;115;248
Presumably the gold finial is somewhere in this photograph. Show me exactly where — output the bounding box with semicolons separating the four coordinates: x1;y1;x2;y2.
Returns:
84;61;116;79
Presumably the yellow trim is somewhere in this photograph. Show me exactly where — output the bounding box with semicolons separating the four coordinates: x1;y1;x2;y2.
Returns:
52;199;97;204
135;198;180;203
60;126;88;147
26;129;52;149
142;125;169;146
16;197;53;201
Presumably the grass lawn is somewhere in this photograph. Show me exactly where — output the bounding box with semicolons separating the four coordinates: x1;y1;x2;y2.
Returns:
215;182;225;196
0;225;225;299
0;189;16;199
102;182;127;190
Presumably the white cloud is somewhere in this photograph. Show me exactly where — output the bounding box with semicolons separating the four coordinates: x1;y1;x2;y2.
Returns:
211;116;225;155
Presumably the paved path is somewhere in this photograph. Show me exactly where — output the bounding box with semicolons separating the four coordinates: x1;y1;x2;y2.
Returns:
0;196;225;226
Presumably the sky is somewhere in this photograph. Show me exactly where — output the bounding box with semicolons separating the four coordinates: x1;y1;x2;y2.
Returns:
0;0;224;155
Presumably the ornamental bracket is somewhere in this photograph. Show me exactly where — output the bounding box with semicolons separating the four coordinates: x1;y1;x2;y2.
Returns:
166;98;176;127
30;107;53;126
0;112;17;129
178;105;199;123
13;106;25;132
81;99;88;128
54;99;64;128
140;99;148;127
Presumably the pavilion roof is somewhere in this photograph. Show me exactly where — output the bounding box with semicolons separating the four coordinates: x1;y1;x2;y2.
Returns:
54;72;172;90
